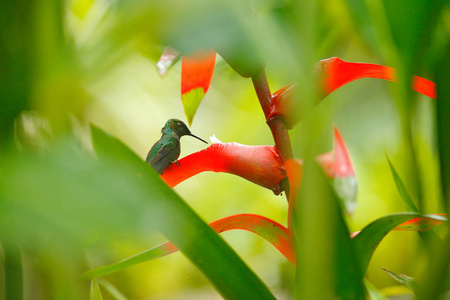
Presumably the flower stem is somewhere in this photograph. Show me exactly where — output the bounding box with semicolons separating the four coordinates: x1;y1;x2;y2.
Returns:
251;69;293;162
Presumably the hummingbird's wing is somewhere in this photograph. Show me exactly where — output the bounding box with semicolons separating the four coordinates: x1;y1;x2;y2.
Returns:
147;138;180;174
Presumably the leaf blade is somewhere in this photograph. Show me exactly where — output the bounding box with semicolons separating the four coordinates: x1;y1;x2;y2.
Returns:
353;213;446;275
90;125;276;300
381;268;419;293
385;152;419;212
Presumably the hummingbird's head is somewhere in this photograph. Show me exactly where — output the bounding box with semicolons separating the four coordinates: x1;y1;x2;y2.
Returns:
162;119;208;144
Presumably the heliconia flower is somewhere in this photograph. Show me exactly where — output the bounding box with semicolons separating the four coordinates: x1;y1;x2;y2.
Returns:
161;139;286;194
316;127;355;178
210;214;294;265
81;211;446;279
181;49;216;125
316;57;436;98
268;57;437;128
160;128;355;197
317;127;357;214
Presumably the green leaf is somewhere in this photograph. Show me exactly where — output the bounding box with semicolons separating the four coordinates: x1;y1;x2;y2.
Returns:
84;213;294;279
83;242;176;279
385;152;419;212
97;278;128;300
292;160;364;299
352;213;445;275
364;279;388;300
344;0;378;51
90;279;103;300
90;125;276;300
381;268;419;293
382;0;444;73
420;40;450;300
436;46;450;214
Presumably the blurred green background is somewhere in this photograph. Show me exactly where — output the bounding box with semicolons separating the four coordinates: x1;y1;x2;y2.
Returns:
1;0;448;298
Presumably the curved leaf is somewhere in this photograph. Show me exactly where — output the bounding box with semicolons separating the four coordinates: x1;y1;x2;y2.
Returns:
90;125;276;300
90;279;103;300
83;214;294;279
96;278;127;300
385;152;418;212
352;213;447;275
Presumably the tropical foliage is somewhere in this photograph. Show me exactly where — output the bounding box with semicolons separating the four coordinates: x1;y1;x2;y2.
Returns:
1;0;449;299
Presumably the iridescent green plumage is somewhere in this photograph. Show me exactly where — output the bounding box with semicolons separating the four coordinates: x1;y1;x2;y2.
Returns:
146;119;207;174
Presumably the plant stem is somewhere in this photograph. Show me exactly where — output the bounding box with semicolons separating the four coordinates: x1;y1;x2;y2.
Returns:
2;243;23;300
251;69;294;162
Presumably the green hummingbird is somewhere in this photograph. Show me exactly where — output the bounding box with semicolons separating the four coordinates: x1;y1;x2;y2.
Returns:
146;119;208;174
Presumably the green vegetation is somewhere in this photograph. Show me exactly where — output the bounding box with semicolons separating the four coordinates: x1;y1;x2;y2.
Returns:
0;0;449;299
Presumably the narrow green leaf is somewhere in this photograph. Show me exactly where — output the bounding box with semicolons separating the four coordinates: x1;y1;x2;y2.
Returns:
353;213;445;275
83;242;176;279
97;278;128;300
90;280;103;300
90;125;276;300
364;279;388;300
385;152;419;212
381;268;419;293
436;45;450;213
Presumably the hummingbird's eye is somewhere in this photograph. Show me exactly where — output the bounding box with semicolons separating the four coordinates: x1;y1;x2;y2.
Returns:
178;122;182;126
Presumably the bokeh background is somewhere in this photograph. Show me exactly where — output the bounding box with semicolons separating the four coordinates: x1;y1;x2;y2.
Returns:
1;0;448;299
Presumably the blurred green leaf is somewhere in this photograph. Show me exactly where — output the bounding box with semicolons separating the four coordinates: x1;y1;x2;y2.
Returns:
385;152;419;212
419;41;450;300
344;0;378;52
145;0;264;77
436;46;450;213
293;160;364;300
0;2;33;147
364;279;388;300
83;242;176;279
353;213;445;275
90;279;103;300
85;213;295;279
97;278;128;300
90;125;276;300
382;0;444;73
381;268;419;293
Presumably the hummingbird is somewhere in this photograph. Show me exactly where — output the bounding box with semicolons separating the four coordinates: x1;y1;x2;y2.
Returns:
146;119;208;174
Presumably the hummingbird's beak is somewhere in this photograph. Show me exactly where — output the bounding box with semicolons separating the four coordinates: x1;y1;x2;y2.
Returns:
188;133;208;144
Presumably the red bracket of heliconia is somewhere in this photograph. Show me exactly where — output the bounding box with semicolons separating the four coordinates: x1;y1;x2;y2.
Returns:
160;127;354;195
268;57;437;128
317;57;436;99
161;142;286;194
181;49;216;125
